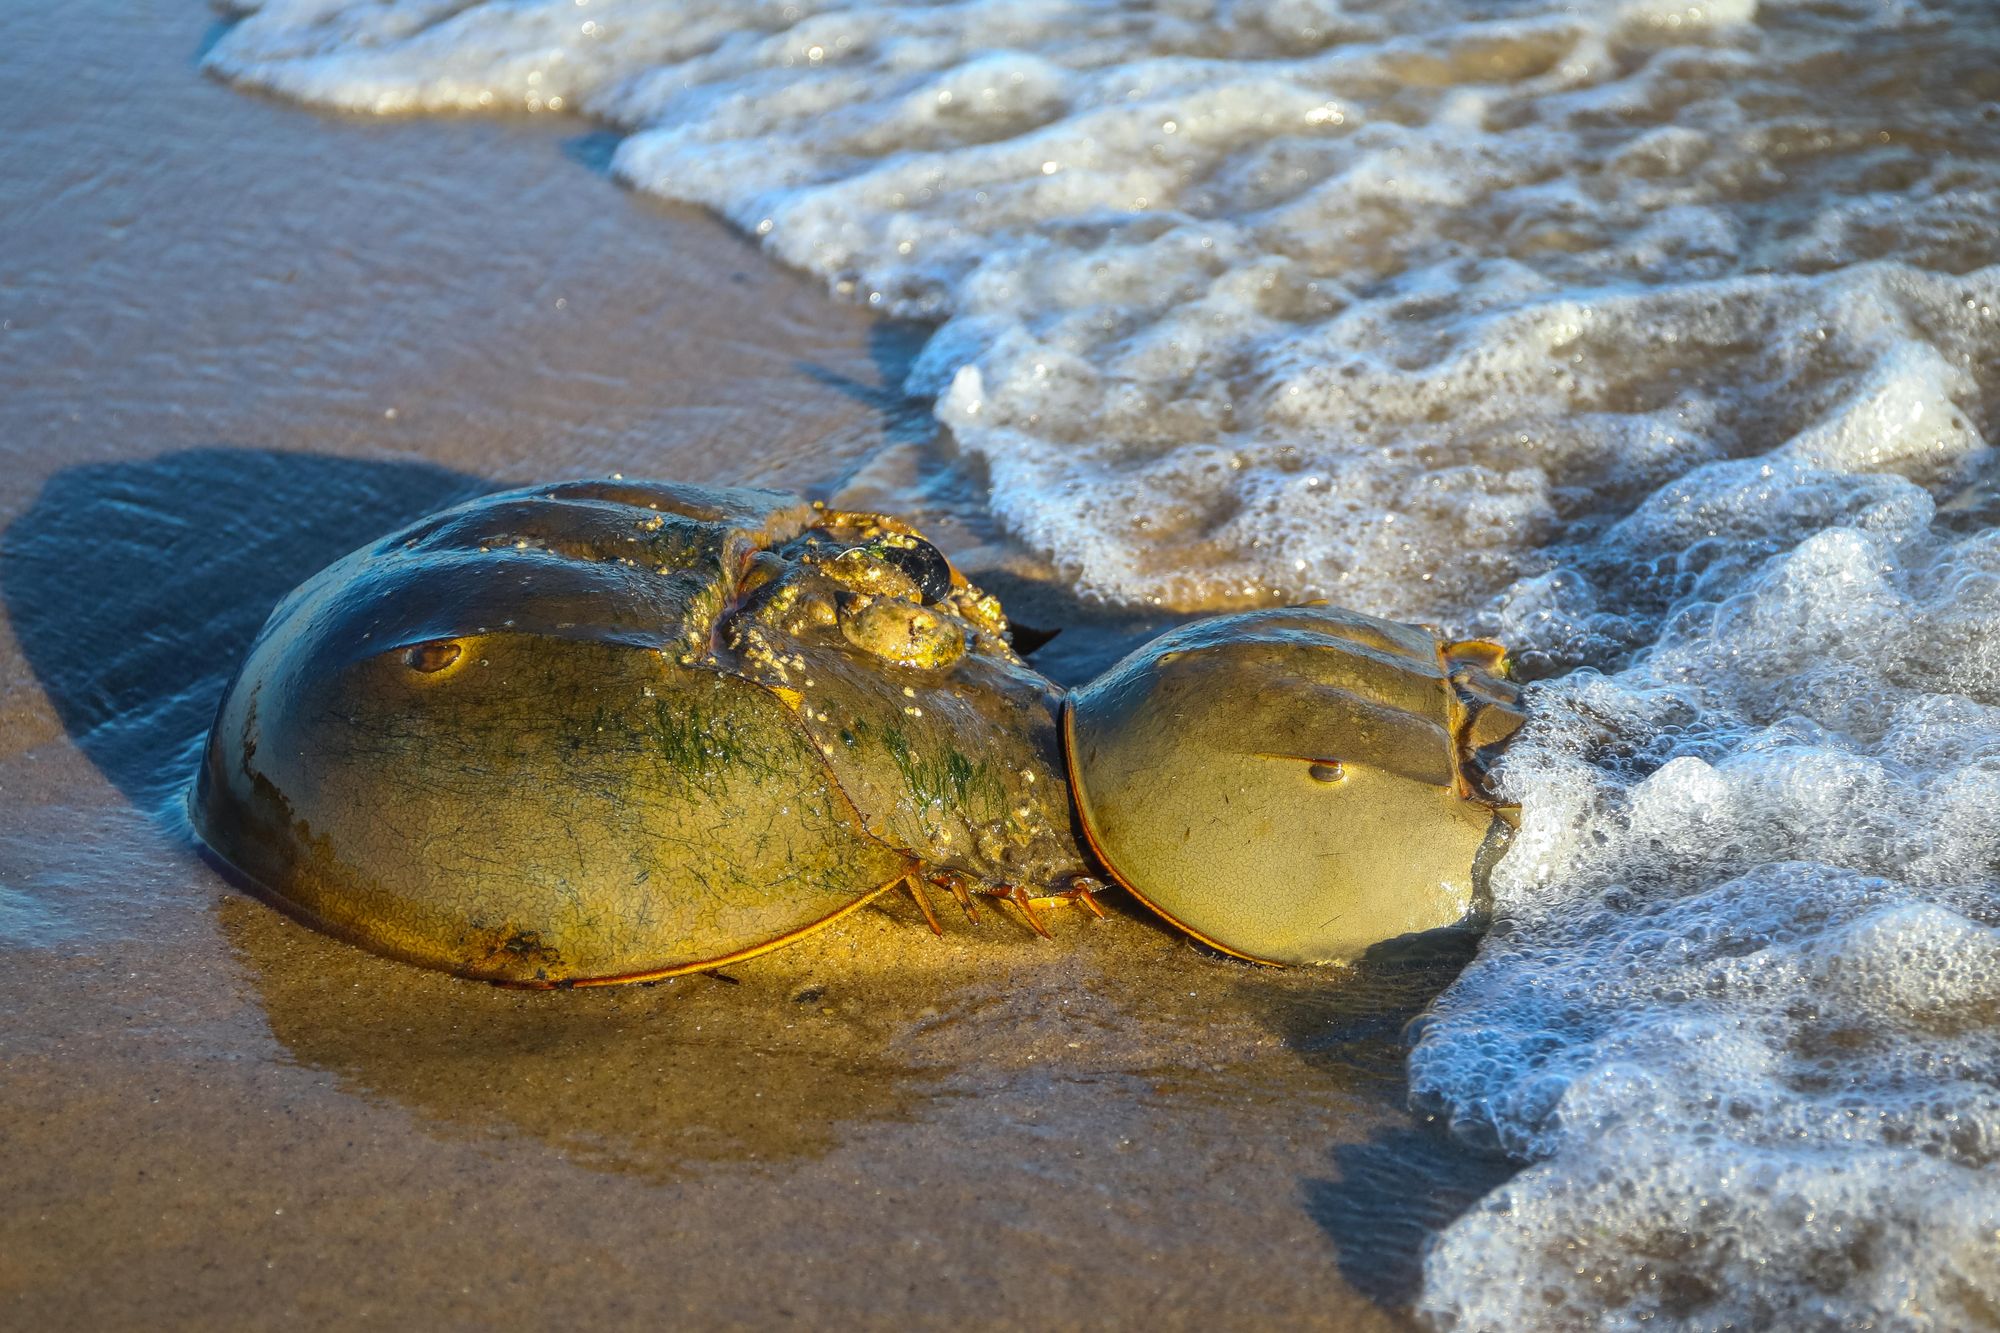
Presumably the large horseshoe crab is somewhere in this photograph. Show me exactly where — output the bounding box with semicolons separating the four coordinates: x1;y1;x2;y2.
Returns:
191;478;1523;985
192;479;1096;986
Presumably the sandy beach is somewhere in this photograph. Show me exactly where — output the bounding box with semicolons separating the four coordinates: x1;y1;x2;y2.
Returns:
0;3;1509;1326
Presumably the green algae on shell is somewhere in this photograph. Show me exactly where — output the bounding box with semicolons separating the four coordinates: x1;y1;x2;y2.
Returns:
1062;605;1525;967
191;479;1088;986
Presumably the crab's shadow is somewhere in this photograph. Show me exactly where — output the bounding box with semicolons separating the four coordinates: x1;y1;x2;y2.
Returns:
0;446;486;813
1241;931;1521;1309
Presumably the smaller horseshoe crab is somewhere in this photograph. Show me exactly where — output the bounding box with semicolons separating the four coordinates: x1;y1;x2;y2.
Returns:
191;479;1097;986
1062;607;1524;965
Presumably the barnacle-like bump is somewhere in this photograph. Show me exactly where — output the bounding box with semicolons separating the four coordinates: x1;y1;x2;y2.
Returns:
837;594;966;669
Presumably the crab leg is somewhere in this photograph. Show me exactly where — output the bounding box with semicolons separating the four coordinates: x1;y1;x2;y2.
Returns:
990;883;1055;940
1057;874;1108;919
930;869;983;923
901;871;945;937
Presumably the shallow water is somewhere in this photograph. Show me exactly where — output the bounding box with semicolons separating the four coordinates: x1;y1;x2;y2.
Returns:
198;0;2000;1326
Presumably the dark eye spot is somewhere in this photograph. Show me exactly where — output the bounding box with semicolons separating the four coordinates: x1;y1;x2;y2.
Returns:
1308;761;1345;783
405;640;463;673
873;536;955;602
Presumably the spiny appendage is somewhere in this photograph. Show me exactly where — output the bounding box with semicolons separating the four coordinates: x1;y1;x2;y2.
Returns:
916;868;1106;940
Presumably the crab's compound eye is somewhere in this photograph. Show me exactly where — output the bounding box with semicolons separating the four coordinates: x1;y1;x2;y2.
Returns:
404;640;463;673
871;535;955;603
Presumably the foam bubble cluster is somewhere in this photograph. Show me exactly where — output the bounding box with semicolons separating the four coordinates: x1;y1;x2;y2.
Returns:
1413;480;2000;1325
208;0;2000;1325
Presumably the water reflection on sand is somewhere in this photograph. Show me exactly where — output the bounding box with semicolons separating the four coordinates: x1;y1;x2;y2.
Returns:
220;894;956;1178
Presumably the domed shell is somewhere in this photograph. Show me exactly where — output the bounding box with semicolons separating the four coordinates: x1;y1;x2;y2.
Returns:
1062;606;1524;966
192;479;1083;986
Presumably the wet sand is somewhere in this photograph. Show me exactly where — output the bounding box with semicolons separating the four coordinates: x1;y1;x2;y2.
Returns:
0;3;1512;1326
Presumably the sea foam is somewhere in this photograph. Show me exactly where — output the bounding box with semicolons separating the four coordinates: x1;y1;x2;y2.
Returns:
209;1;2000;1326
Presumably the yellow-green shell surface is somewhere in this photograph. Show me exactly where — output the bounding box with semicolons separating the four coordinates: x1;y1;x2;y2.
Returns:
1063;606;1524;966
192;479;1084;985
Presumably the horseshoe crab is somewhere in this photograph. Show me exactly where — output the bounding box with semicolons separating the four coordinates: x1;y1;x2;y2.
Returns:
1063;607;1525;966
192;478;1524;985
191;479;1097;986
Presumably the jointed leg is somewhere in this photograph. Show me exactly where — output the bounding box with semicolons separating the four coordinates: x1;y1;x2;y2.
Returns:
901;871;944;936
987;883;1054;939
930;869;982;923
1057;874;1108;919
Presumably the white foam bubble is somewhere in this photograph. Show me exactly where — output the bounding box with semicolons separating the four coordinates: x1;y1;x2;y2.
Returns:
207;1;2000;1325
1411;481;2000;1326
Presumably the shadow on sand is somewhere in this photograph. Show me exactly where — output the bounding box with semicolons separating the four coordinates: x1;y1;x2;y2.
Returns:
1304;1121;1520;1310
1242;931;1522;1308
0;446;485;811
